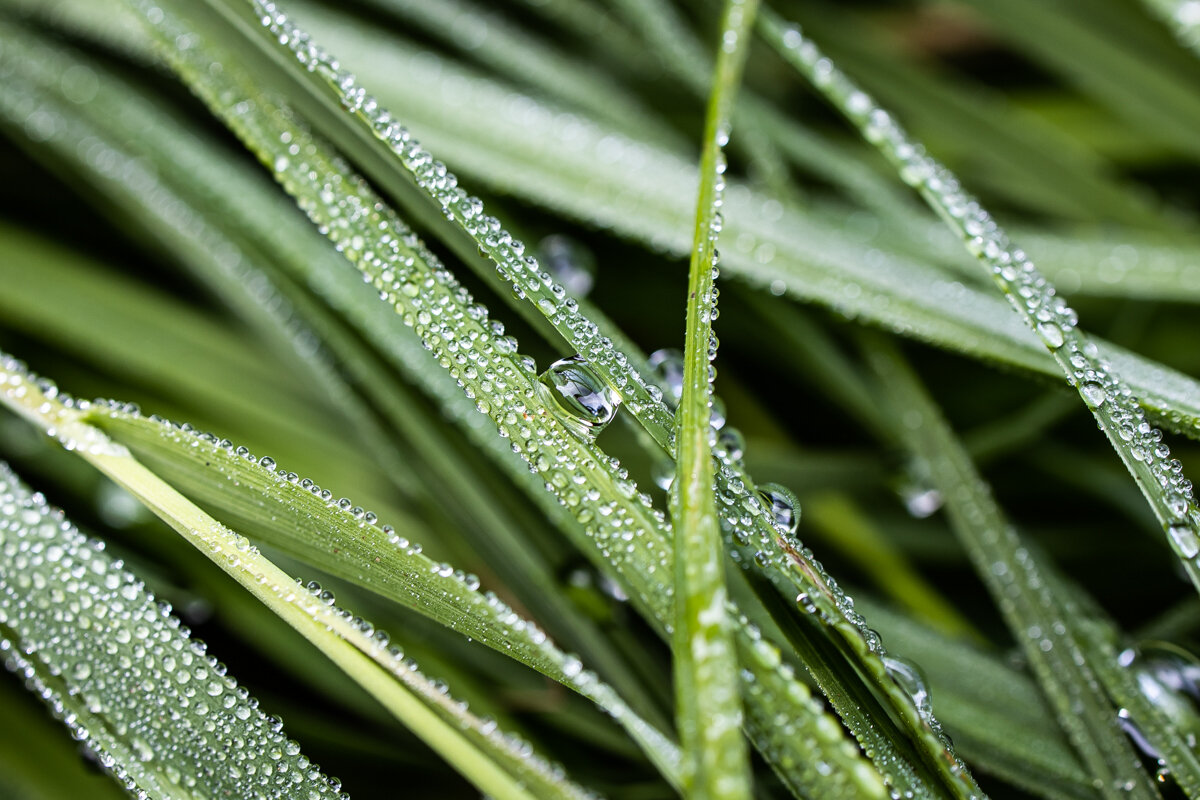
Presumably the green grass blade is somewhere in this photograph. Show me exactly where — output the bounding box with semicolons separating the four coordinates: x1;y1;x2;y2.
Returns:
356;0;680;148
1075;618;1200;799
606;0;795;198
783;5;1167;227
860;337;1161;800
0;678;129;800
0;458;344;800
761;11;1200;596
671;2;757;798
241;10;1200;440
15;0;1200;441
0;21;676;753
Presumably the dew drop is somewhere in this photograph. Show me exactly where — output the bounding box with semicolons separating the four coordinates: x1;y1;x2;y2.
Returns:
1169;525;1200;559
1036;321;1065;349
1118;641;1200;758
709;396;727;431
647;349;684;407
536;356;620;440
652;458;675;491
757;483;800;534
900;483;942;519
1081;382;1108;408
884;656;932;721
537;234;595;298
718;427;745;461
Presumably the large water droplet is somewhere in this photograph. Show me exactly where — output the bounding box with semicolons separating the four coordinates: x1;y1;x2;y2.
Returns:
648;349;684;407
1036;321;1065;349
758;483;800;533
1118;642;1200;758
884;656;932;721
537;234;595;298
1081;382;1108;408
718;427;745;461
537;355;620;439
709;396;727;431
652;458;675;491
900;482;943;519
1169;525;1200;559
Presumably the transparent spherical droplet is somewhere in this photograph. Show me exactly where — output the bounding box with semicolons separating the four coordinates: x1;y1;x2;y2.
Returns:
900;483;943;519
537;234;595;298
1081;382;1108;408
709;396;727;431
1119;641;1200;758
648;348;684;408
1036;321;1065;349
757;483;800;533
884;656;932;720
652;458;675;491
537;355;620;439
718;427;745;461
1169;525;1200;559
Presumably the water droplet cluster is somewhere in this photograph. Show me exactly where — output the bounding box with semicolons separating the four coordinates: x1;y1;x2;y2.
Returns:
0;343;673;793
233;7;1003;774
768;16;1200;584
735;613;887;800
537;235;595;298
0;461;344;799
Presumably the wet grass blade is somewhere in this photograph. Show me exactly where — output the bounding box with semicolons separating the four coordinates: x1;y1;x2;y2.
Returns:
12;0;1200;439
244;8;1200;439
670;2;757;797
0;27;671;728
84;403;684;785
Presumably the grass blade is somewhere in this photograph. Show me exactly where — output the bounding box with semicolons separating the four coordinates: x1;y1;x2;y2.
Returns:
85;404;685;785
0;25;673;729
246;7;1200;440
856;596;1098;800
671;2;757;797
